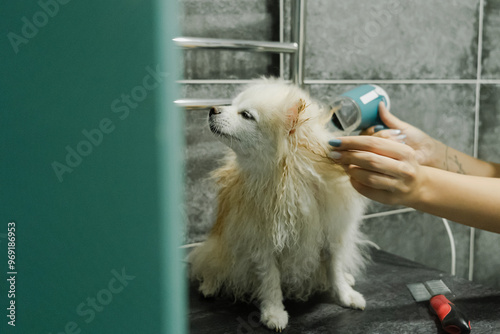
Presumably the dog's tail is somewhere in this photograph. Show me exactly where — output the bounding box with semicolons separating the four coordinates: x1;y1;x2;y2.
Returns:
188;237;229;297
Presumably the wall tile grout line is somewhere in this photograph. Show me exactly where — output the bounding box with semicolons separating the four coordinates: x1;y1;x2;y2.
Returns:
468;0;486;282
474;0;485;160
279;0;285;79
307;79;479;85
179;79;500;85
306;79;500;85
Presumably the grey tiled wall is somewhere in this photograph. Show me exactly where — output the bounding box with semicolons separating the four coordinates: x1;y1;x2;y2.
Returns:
306;0;479;80
178;0;500;289
476;84;500;289
179;0;280;79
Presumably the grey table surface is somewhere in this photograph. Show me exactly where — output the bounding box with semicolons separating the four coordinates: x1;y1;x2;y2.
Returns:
189;249;500;333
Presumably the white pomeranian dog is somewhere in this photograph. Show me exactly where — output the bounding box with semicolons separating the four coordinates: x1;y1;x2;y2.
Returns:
189;78;369;331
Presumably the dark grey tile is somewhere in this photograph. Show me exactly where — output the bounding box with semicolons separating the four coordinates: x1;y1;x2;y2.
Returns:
473;229;500;290
183;169;219;244
449;221;474;281
183;119;223;244
180;0;277;40
478;84;500;161
180;83;246;100
306;0;479;80
178;0;281;80
481;0;500;78
181;50;280;80
361;211;471;280
475;84;500;290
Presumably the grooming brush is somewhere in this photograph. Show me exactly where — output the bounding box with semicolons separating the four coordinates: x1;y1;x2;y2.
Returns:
407;280;471;334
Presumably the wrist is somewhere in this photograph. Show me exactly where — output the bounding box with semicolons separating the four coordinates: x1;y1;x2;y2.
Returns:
407;165;435;209
426;139;447;170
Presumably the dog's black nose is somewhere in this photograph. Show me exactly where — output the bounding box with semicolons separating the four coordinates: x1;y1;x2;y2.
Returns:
209;107;221;116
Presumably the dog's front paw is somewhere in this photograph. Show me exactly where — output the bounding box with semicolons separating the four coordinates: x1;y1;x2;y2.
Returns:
260;305;289;332
333;287;366;310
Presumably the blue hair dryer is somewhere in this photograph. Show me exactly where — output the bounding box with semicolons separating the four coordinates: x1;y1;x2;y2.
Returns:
328;85;391;134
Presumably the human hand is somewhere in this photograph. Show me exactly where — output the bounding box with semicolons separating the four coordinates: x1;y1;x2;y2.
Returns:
328;136;427;206
361;102;442;168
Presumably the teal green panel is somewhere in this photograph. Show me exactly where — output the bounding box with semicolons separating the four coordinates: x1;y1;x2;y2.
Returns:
156;0;188;333
0;0;185;333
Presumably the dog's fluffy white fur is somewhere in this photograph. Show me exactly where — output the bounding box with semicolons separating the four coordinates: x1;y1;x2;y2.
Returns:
189;78;369;331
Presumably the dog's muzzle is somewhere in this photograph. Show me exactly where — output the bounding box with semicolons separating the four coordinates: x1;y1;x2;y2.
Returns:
209;107;221;117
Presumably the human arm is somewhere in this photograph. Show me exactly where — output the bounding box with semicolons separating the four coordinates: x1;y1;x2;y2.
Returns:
364;102;500;177
414;166;500;232
329;136;500;233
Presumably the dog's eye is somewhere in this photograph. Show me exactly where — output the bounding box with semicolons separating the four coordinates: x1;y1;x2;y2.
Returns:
240;110;255;121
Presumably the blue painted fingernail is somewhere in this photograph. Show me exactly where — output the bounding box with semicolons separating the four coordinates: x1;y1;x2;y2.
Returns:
389;129;402;135
328;139;342;147
374;125;384;133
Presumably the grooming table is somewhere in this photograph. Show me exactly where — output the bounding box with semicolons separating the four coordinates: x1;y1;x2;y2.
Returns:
189;249;500;333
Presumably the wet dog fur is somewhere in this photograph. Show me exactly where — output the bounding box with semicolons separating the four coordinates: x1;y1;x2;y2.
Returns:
189;78;369;331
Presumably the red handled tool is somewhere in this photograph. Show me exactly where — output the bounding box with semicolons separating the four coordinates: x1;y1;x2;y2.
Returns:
407;280;471;334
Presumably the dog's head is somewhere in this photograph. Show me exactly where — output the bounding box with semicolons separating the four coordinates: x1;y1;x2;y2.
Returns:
208;79;320;161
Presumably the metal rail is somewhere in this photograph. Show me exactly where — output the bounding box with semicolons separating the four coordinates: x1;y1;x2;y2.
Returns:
174;99;232;110
173;37;298;54
290;0;305;87
175;0;305;109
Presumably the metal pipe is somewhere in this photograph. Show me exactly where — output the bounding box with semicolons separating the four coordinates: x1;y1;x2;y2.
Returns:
174;98;232;110
173;37;298;54
290;0;305;87
279;0;285;78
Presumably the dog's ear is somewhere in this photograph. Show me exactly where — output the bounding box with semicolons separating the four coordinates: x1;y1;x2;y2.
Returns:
287;98;308;135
